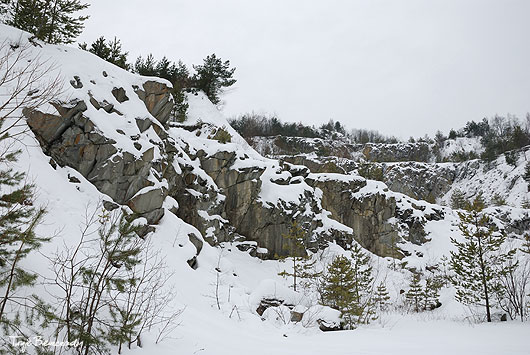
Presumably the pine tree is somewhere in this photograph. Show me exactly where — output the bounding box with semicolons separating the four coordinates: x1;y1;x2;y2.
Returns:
168;60;191;122
472;192;486;210
80;36;129;70
349;244;376;324
0;70;50;341
492;193;506;206
134;54;157;77
405;275;423;312
278;221;317;291
374;281;390;312
192;53;236;105
524;162;530;189
450;189;469;210
50;209;143;354
504;150;517;167
6;0;89;44
319;255;356;328
449;201;517;322
423;277;441;310
0;162;47;332
521;234;530;255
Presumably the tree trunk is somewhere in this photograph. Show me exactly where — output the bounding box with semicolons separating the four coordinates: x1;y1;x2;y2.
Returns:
476;221;491;322
293;257;297;292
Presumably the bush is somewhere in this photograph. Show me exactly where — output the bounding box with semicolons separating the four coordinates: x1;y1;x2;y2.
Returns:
524;162;530;184
229;113;320;139
212;127;232;144
504;150;518;167
451;150;479;162
492;193;506;206
48;207;181;354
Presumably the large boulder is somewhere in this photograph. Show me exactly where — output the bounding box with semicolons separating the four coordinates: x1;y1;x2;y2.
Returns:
127;187;166;214
134;80;173;125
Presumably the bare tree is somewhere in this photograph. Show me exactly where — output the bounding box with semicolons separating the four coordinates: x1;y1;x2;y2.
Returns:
108;238;180;353
45;204;182;354
0;37;62;352
0;39;63;139
498;239;530;321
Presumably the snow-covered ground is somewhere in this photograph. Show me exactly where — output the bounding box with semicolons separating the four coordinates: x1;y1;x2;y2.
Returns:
1;24;529;355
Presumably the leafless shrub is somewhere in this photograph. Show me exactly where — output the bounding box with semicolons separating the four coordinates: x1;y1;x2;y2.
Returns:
0;39;63;139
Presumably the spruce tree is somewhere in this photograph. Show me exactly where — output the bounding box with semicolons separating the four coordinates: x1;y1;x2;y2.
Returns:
6;0;89;44
374;281;390;312
192;53;236;105
349;244;376;324
319;255;356;328
405;275;423;312
278;221;317;291
449;200;517;322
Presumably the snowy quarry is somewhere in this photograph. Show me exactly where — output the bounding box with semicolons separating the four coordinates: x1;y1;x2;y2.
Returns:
0;24;529;355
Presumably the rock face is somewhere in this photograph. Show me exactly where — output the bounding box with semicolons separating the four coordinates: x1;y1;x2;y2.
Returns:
24;84;174;224
251;136;435;163
196;150;348;258
381;162;456;202
24;77;449;260
305;175;444;257
362;142;433;163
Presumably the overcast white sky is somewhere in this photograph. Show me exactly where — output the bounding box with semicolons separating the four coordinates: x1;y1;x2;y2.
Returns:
79;0;530;138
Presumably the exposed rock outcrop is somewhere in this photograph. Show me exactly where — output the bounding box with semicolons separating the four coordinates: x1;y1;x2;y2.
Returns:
134;81;173;125
24;83;174;225
251;136;435;163
24;77;450;260
381;162;456;202
306;175;444;257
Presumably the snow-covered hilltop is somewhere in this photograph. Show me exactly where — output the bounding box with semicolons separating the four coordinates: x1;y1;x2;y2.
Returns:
1;24;529;355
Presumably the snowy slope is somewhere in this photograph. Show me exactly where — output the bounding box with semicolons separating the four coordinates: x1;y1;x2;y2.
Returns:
440;136;485;159
441;148;530;208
